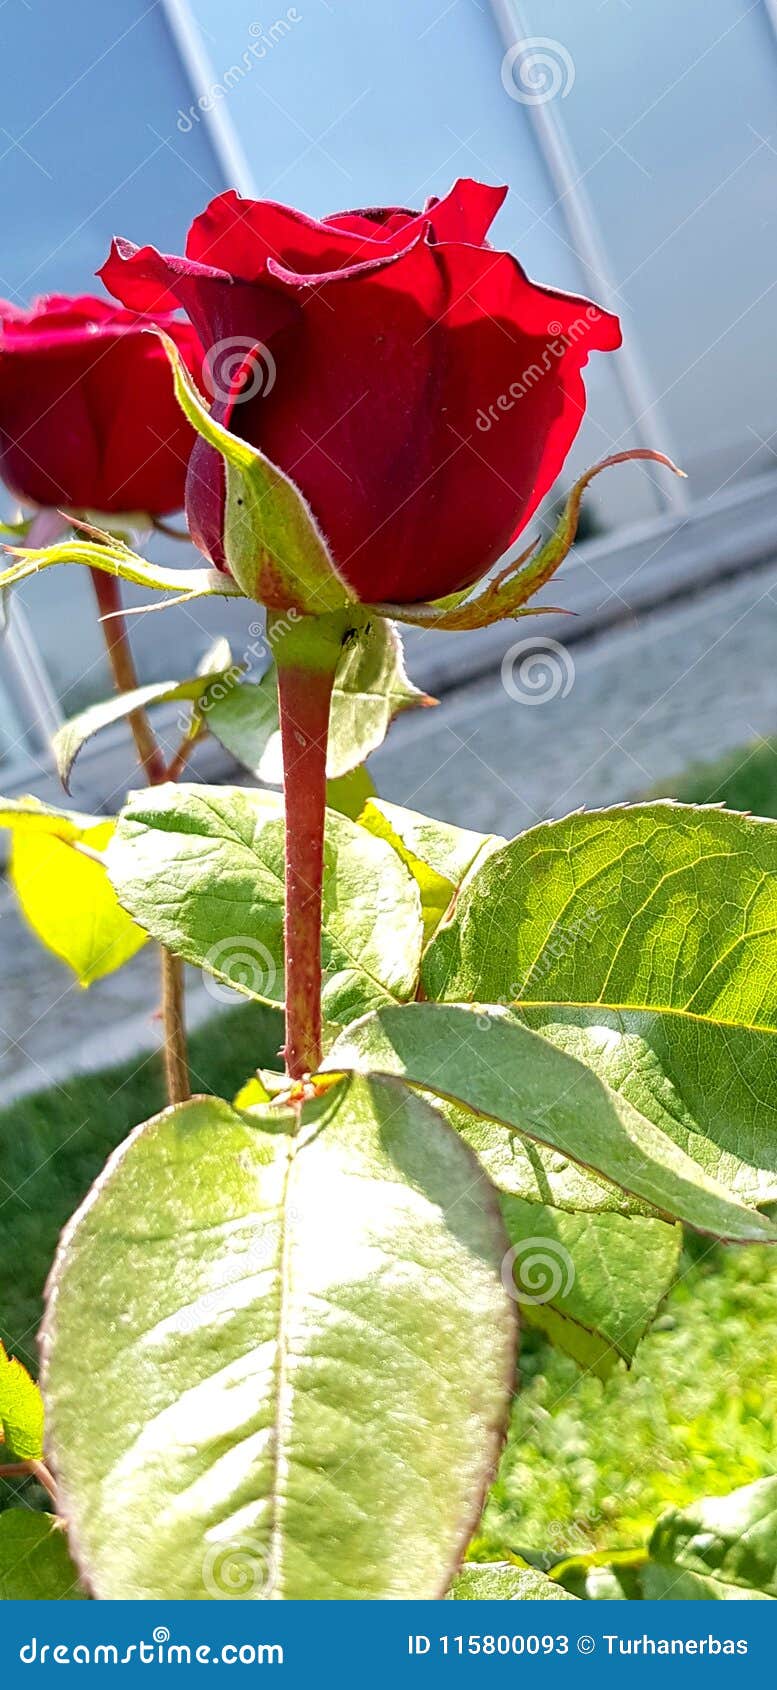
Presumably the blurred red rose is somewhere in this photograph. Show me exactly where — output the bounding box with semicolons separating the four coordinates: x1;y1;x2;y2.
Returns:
0;294;202;518
101;180;621;602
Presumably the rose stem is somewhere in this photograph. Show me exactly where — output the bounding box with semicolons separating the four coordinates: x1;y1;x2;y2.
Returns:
270;612;343;1080
90;567;191;1105
0;1459;57;1501
90;569;166;784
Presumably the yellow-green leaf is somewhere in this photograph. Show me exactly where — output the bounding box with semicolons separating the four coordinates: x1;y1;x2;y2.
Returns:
0;1340;44;1460
0;796;146;985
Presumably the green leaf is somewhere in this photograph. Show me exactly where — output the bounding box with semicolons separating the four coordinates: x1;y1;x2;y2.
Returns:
53;657;238;790
107;784;424;1029
326;620;434;775
650;1477;777;1597
42;1079;516;1599
358;800;503;944
0;1340;44;1459
640;1563;773;1600
159;331;353;612
325;764;376;820
449;1563;577;1599
204;619;430;785
0;1513;86;1600
517;1009;777;1210
325;1003;776;1241
201;667;280;782
233;1074;274;1110
0;796;146;986
423;804;777;1208
428;1095;646;1218
551;1549;645;1601
497;1200;681;1375
430;1089;681;1374
0;532;242;606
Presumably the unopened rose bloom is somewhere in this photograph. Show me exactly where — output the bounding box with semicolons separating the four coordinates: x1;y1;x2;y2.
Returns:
101;180;620;602
0;294;202;518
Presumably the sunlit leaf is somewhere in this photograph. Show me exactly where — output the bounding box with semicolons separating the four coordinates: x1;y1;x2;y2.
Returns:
424;805;777;1208
0;1513;85;1600
107;784;423;1028
0;1340;44;1460
43;1079;516;1599
0;796;146;985
326;1003;775;1242
449;1562;577;1599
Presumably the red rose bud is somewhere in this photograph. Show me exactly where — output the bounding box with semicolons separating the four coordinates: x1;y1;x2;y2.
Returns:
0;294;203;518
100;179;621;605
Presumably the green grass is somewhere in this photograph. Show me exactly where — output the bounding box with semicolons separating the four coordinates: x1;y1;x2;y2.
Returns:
3;739;777;1556
482;1240;777;1560
661;735;777;817
0;1001;283;1369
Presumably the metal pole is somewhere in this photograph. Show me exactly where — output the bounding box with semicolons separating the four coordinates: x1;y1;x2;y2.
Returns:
489;0;688;513
159;0;259;194
2;598;64;755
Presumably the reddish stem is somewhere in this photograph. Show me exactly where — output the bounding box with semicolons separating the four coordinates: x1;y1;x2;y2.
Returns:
89;566;190;1104
90;569;167;784
276;658;336;1079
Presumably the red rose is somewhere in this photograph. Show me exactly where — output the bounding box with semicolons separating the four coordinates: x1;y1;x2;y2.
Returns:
100;179;621;603
0;294;202;518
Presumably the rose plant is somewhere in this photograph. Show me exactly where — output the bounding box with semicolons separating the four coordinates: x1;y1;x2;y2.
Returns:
0;181;775;1602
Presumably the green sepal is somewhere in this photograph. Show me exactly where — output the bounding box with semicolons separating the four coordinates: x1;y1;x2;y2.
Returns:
203;616;430;784
0;527;242;606
158;331;355;613
372;451;684;631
